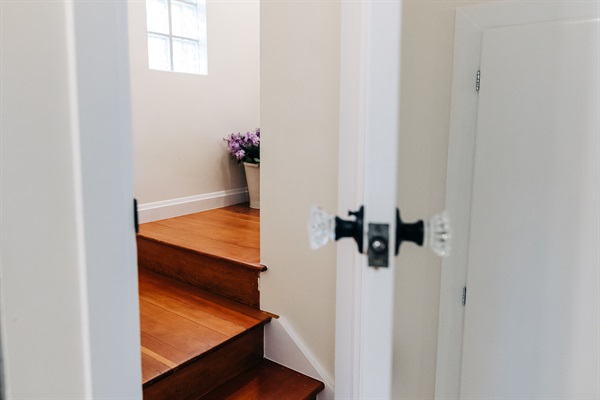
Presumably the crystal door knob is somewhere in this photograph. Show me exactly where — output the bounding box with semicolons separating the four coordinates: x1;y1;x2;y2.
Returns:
425;211;451;257
308;205;364;252
396;209;451;257
308;206;336;250
309;205;450;258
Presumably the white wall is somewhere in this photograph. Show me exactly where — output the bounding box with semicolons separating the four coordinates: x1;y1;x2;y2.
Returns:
128;0;260;206
1;1;141;398
393;1;486;398
1;3;90;396
260;0;341;383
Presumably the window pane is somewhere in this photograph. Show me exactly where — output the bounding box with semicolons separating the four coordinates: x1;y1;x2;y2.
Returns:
148;34;171;71
197;0;207;38
146;0;169;34
197;37;208;75
171;1;199;39
172;38;201;74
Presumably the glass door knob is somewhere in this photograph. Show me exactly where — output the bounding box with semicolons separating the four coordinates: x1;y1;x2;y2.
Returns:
308;205;364;252
425;211;451;257
396;209;451;257
309;205;450;257
308;206;336;250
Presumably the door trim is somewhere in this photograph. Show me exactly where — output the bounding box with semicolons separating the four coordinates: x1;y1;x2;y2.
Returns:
335;1;402;398
435;2;600;398
335;2;367;398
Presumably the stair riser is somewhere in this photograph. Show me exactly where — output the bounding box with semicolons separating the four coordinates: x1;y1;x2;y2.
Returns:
138;236;260;308
143;326;264;400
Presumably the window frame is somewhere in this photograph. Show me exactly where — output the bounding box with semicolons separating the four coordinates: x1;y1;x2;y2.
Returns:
146;0;207;74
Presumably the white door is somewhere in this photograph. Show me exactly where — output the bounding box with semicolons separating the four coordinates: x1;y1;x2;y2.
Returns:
438;3;599;398
332;0;452;397
331;2;451;397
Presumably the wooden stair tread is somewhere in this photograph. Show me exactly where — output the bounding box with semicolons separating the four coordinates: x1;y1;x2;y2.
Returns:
139;270;271;386
138;204;263;271
137;205;323;400
200;359;325;400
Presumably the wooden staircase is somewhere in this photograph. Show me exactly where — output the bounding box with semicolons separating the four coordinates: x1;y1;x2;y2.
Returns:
137;204;324;400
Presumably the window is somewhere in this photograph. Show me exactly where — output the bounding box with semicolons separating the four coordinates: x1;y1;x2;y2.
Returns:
146;0;208;74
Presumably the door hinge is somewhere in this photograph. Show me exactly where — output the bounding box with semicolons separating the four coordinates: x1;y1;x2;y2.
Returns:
462;286;467;306
134;198;139;234
476;70;481;92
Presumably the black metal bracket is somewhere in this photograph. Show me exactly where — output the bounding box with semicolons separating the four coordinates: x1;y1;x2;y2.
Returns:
395;208;424;255
332;206;425;257
335;206;364;253
134;198;139;234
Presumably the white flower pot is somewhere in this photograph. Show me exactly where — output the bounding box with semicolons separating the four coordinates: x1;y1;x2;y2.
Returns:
243;162;260;209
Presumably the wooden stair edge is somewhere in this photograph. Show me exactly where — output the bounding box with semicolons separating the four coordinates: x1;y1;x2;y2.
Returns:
199;359;325;400
137;234;267;272
143;324;269;389
143;326;265;400
139;269;272;324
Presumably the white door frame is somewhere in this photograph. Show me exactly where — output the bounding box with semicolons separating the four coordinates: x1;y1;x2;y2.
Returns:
335;3;367;398
71;1;143;397
1;1;141;397
335;1;402;398
435;2;600;398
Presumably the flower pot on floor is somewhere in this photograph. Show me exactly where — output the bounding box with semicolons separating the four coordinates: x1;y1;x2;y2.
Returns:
243;162;260;209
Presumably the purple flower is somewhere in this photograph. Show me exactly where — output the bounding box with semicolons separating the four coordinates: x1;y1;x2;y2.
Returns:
246;131;259;146
224;128;260;164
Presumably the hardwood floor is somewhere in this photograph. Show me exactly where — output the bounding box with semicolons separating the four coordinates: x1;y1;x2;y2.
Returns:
137;204;324;399
139;204;260;267
139;270;271;387
137;204;264;307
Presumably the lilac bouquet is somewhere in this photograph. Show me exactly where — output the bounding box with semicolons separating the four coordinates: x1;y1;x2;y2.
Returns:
224;128;260;165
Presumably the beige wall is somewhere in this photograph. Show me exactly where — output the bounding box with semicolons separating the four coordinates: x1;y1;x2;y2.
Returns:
393;1;485;398
260;0;341;380
128;1;260;204
260;1;482;393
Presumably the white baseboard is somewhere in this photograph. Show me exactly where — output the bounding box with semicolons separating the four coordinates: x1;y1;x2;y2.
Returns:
137;188;249;223
265;317;335;400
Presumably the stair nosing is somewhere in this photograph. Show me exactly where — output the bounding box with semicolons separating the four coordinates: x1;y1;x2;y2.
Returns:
142;323;269;389
137;235;267;272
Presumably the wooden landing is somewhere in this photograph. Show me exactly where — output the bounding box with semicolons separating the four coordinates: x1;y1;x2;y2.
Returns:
140;270;271;390
139;204;261;269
